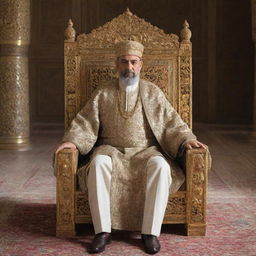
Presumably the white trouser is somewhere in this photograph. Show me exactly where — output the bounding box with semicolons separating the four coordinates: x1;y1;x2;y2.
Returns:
87;154;172;236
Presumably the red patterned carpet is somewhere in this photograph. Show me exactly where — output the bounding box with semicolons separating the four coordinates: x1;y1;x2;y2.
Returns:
0;126;256;256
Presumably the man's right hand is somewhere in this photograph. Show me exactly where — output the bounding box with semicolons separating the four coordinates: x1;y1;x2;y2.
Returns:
55;142;77;154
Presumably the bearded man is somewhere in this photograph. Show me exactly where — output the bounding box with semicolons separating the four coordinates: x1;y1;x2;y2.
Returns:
55;40;207;254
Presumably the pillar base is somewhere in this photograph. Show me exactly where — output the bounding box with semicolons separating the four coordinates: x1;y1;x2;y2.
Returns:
0;137;31;151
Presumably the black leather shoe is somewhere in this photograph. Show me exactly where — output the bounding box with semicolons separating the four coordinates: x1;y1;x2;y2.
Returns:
141;234;161;254
90;232;112;253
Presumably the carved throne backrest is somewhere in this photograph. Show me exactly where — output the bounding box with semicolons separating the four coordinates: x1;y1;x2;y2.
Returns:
64;9;192;130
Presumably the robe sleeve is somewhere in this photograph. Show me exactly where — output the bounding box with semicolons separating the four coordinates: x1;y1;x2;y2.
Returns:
62;89;101;155
162;92;197;157
140;80;196;159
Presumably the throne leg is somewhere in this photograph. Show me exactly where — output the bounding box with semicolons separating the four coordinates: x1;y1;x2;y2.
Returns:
55;149;78;237
56;222;76;238
186;223;206;236
186;149;209;236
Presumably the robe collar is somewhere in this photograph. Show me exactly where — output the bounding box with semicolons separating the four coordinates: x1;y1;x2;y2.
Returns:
119;78;139;92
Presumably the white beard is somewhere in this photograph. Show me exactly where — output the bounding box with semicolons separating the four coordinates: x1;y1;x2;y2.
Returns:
119;73;140;86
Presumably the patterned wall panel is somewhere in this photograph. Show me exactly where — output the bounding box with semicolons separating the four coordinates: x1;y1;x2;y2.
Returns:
31;62;64;123
30;0;79;123
216;0;254;124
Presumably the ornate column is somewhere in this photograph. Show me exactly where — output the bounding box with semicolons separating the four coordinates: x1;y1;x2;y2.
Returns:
0;0;30;150
251;0;256;137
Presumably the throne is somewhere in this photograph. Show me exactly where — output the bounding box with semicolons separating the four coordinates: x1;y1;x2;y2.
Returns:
55;9;210;238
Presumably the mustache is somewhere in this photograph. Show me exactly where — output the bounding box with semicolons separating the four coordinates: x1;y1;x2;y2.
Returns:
120;69;135;77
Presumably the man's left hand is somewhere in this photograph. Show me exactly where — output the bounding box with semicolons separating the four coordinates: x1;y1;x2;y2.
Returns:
183;140;208;150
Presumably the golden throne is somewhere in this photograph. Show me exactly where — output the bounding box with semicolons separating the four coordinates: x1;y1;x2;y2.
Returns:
55;9;210;238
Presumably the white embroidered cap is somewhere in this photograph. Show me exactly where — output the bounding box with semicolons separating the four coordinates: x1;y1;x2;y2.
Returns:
115;40;144;58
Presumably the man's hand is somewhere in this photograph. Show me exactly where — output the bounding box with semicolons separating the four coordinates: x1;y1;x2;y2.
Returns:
55;142;77;154
183;140;208;150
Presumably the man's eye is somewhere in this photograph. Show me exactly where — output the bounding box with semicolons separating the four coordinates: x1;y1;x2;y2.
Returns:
120;60;138;65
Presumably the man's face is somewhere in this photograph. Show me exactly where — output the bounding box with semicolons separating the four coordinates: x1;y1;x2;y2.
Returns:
116;55;142;78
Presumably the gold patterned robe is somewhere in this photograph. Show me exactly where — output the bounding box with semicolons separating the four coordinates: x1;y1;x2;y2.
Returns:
63;78;196;231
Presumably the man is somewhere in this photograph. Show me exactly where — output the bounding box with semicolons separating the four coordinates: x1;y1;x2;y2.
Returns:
56;40;207;254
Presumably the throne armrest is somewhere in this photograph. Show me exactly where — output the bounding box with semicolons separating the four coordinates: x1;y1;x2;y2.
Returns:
185;147;210;184
55;148;79;237
184;148;210;236
55;148;79;177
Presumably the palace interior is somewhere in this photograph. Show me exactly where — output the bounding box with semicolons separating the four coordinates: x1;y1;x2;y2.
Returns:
0;1;255;255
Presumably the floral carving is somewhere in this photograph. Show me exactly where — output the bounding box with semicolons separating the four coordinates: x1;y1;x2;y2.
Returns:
180;56;191;127
85;67;116;100
76;195;91;216
166;195;186;215
180;56;190;84
65;56;80;129
77;9;179;51
58;154;73;195
191;198;204;222
59;207;72;224
56;151;76;231
64;43;78;56
82;65;169;102
192;172;205;185
180;43;192;55
189;151;207;224
141;66;169;95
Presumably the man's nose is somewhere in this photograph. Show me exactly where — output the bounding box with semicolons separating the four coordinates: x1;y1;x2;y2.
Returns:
127;61;133;69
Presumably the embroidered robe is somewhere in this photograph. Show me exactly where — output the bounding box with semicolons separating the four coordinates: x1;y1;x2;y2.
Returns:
63;78;197;230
